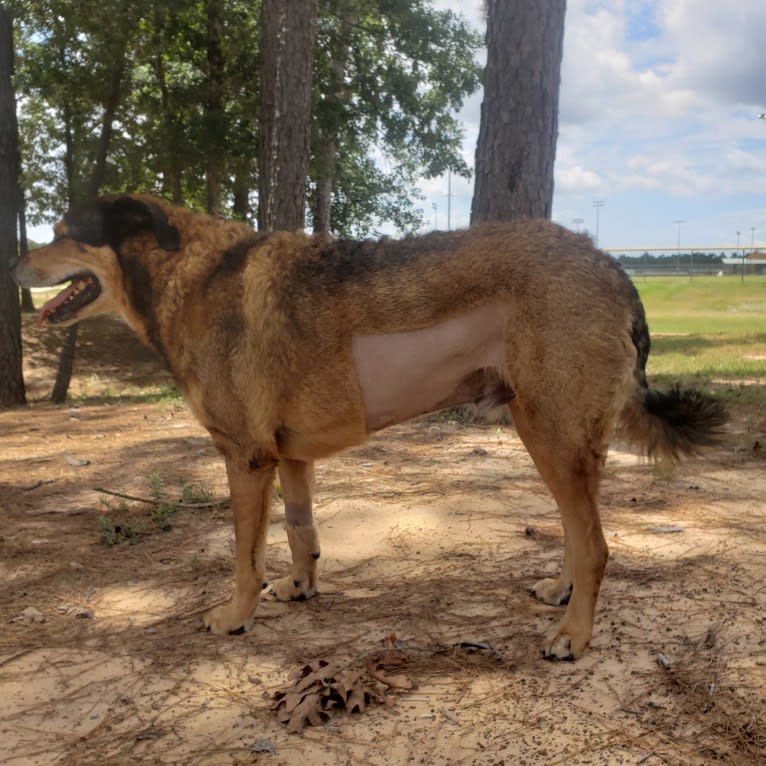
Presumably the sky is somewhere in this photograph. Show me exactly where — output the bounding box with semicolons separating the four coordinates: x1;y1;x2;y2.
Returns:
426;0;766;253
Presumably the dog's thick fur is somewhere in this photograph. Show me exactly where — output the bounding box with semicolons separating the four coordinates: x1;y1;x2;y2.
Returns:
12;195;727;660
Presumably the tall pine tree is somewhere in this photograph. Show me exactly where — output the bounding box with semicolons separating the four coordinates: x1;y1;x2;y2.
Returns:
0;3;26;407
472;1;566;223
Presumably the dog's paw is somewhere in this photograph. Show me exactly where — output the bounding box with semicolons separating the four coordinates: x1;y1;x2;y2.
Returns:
531;577;572;606
203;602;255;635
268;574;318;602
541;623;589;661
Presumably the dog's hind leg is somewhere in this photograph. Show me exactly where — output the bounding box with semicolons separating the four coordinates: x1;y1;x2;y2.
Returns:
270;459;321;602
532;535;573;606
204;456;277;634
510;401;609;660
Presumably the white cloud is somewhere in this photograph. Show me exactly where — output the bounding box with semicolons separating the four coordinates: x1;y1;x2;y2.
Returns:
555;164;603;192
663;0;766;106
424;0;766;247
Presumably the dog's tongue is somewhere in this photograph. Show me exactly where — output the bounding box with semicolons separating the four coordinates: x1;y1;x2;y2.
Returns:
36;283;78;327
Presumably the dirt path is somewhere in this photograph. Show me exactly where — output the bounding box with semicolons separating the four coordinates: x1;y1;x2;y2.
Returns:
1;318;764;765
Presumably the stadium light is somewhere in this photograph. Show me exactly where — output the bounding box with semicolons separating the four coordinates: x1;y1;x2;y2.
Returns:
593;200;605;246
673;219;685;275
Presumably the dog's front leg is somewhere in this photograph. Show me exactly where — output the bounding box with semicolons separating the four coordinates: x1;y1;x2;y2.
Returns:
270;459;321;602
204;455;277;634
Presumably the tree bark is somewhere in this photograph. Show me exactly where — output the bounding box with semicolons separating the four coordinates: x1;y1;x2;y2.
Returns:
50;325;78;404
153;47;184;205
312;1;355;234
86;40;127;200
471;0;566;224
205;0;225;215
51;23;129;403
18;196;35;312
258;0;317;231
51;96;79;403
314;152;335;234
232;164;250;221
0;3;26;407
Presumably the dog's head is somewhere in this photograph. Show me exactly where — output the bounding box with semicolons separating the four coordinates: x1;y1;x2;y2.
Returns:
11;195;180;327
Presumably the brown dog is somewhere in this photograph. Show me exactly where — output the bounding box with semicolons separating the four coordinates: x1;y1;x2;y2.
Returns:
12;195;726;659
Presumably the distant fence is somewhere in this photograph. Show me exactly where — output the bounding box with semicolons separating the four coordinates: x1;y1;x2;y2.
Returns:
605;247;766;277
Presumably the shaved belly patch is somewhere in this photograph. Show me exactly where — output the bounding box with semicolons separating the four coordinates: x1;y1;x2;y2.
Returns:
351;302;509;431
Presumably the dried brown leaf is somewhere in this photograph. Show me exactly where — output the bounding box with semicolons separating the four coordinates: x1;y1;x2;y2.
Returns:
283;693;328;734
366;652;413;690
273;651;409;732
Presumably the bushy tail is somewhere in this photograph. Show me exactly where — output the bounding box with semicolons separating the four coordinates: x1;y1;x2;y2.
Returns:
619;280;728;461
620;384;728;461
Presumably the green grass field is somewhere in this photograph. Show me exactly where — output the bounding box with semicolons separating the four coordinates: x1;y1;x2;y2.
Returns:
634;275;766;384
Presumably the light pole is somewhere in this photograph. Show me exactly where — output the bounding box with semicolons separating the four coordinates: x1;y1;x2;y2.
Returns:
673;219;685;275
572;217;584;232
737;230;744;283
593;200;605;246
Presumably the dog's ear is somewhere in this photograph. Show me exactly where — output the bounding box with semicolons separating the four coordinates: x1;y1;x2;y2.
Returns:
106;196;181;251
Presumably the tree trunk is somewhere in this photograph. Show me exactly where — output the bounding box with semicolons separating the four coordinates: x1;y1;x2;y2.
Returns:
51;29;128;403
86;41;127;200
312;1;354;234
205;0;225;215
18;196;35;312
153;46;184;204
20;289;34;312
471;0;566;224
258;0;317;231
314;155;334;234
50;325;78;404
232;163;250;221
50;96;78;403
0;3;26;407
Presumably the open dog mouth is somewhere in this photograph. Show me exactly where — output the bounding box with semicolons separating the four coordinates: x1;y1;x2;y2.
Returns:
37;273;102;326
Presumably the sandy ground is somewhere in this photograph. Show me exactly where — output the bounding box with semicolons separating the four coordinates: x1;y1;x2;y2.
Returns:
1;316;765;766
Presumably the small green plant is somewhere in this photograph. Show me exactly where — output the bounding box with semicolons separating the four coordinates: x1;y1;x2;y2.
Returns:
98;514;118;546
150;504;174;531
96;474;215;544
179;479;213;505
149;472;178;530
97;512;145;545
120;520;146;543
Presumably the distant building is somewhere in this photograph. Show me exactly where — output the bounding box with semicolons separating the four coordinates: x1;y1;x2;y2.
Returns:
721;252;766;275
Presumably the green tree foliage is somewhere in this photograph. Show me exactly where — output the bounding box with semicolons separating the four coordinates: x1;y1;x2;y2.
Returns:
13;0;481;236
312;0;481;235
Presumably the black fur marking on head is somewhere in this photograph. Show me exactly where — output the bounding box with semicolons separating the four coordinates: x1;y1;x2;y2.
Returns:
61;202;109;246
61;197;180;252
107;197;181;251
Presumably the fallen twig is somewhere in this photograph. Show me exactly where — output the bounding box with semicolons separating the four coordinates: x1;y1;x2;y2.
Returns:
94;486;229;509
23;479;56;491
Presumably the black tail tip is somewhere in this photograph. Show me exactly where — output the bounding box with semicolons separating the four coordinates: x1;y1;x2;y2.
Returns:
644;384;728;459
